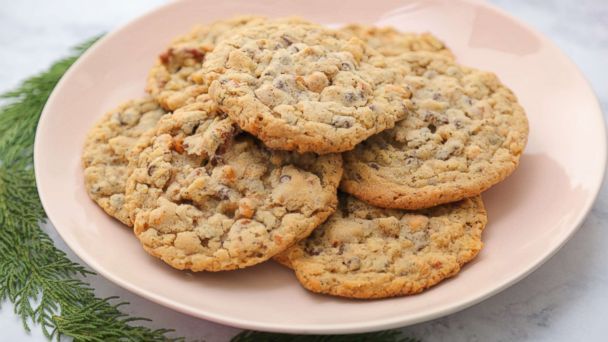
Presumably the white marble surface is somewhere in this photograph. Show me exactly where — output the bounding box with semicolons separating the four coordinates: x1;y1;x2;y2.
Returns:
1;0;607;341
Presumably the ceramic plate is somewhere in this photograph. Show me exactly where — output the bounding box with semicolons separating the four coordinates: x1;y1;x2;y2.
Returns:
34;0;606;334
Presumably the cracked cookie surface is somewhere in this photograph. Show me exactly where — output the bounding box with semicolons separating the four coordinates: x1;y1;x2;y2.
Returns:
341;52;528;209
341;24;454;58
125;100;343;271
147;16;265;111
202;19;411;154
82;97;167;226
277;194;486;299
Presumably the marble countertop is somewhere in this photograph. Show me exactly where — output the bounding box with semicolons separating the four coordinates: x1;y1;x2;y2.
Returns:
1;1;606;341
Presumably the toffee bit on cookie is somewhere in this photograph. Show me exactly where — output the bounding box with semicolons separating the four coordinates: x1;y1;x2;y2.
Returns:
173;138;185;153
159;48;173;65
184;48;206;62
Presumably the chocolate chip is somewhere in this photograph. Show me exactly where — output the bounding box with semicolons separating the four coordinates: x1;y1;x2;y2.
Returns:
215;134;235;156
199;237;210;248
345;257;361;271
279;175;291;183
178;199;195;206
305;245;322;256
190;122;200;134
369;162;380;170
424;111;448;125
343;92;357;104
332;116;355;129
405;157;418;166
340;62;352;71
428;124;437;133
280;34;294;46
209;155;223;166
216;186;231;200
116;114;127;126
274;79;286;90
489;135;501;145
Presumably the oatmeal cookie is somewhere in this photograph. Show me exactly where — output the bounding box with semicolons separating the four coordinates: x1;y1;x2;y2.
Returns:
341;52;528;209
202;19;411;154
277;194;486;299
125;101;343;271
341;24;454;58
146;16;265;111
82;97;167;226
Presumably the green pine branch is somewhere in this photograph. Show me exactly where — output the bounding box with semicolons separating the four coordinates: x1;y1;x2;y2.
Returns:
232;330;420;342
0;36;181;342
0;37;420;342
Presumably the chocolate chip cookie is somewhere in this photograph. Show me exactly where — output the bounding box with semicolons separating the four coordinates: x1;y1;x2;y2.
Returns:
341;52;528;209
82;97;167;226
341;24;454;58
202;18;411;154
125;100;343;271
147;16;265;111
277;194;486;299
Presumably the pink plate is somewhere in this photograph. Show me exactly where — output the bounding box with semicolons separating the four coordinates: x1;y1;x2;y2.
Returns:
34;0;606;334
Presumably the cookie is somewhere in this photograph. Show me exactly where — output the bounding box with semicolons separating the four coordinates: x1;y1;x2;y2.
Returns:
341;52;528;209
273;252;293;269
146;16;265;111
125;101;343;271
202;19;411;154
341;24;454;58
82;97;167;226
277;194;486;299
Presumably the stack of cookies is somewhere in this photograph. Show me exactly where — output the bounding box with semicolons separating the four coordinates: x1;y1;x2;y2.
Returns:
83;16;528;299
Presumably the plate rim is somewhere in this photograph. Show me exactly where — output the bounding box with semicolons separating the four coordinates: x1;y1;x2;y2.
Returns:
33;0;607;334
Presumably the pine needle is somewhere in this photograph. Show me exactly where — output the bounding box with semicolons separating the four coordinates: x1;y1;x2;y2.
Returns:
230;330;420;342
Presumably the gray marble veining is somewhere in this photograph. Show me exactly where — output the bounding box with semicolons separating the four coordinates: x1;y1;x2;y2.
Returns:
0;1;606;341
